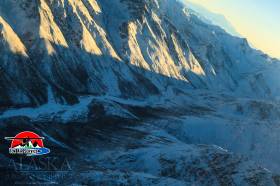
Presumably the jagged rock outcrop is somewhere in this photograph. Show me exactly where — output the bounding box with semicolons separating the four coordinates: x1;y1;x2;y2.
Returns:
0;0;279;108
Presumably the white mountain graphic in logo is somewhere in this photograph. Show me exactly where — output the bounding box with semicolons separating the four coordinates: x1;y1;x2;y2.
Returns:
13;141;41;149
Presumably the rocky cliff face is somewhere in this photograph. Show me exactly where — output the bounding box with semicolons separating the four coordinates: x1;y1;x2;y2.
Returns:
0;0;279;108
1;0;280;185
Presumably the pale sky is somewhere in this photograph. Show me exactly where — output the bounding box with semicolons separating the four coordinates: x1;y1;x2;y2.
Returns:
187;0;280;59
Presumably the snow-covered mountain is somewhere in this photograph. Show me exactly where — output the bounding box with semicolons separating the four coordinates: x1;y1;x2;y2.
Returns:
0;0;279;108
1;0;280;185
182;0;241;37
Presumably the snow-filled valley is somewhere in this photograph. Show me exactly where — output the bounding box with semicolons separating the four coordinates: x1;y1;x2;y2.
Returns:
1;0;280;185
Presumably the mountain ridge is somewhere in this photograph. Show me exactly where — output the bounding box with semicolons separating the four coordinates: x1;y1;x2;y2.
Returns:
0;0;279;108
182;0;241;37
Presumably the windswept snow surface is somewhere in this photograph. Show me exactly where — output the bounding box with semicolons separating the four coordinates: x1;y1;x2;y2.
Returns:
0;96;93;123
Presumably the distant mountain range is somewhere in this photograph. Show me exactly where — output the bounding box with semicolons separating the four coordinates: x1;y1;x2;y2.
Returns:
183;0;242;37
